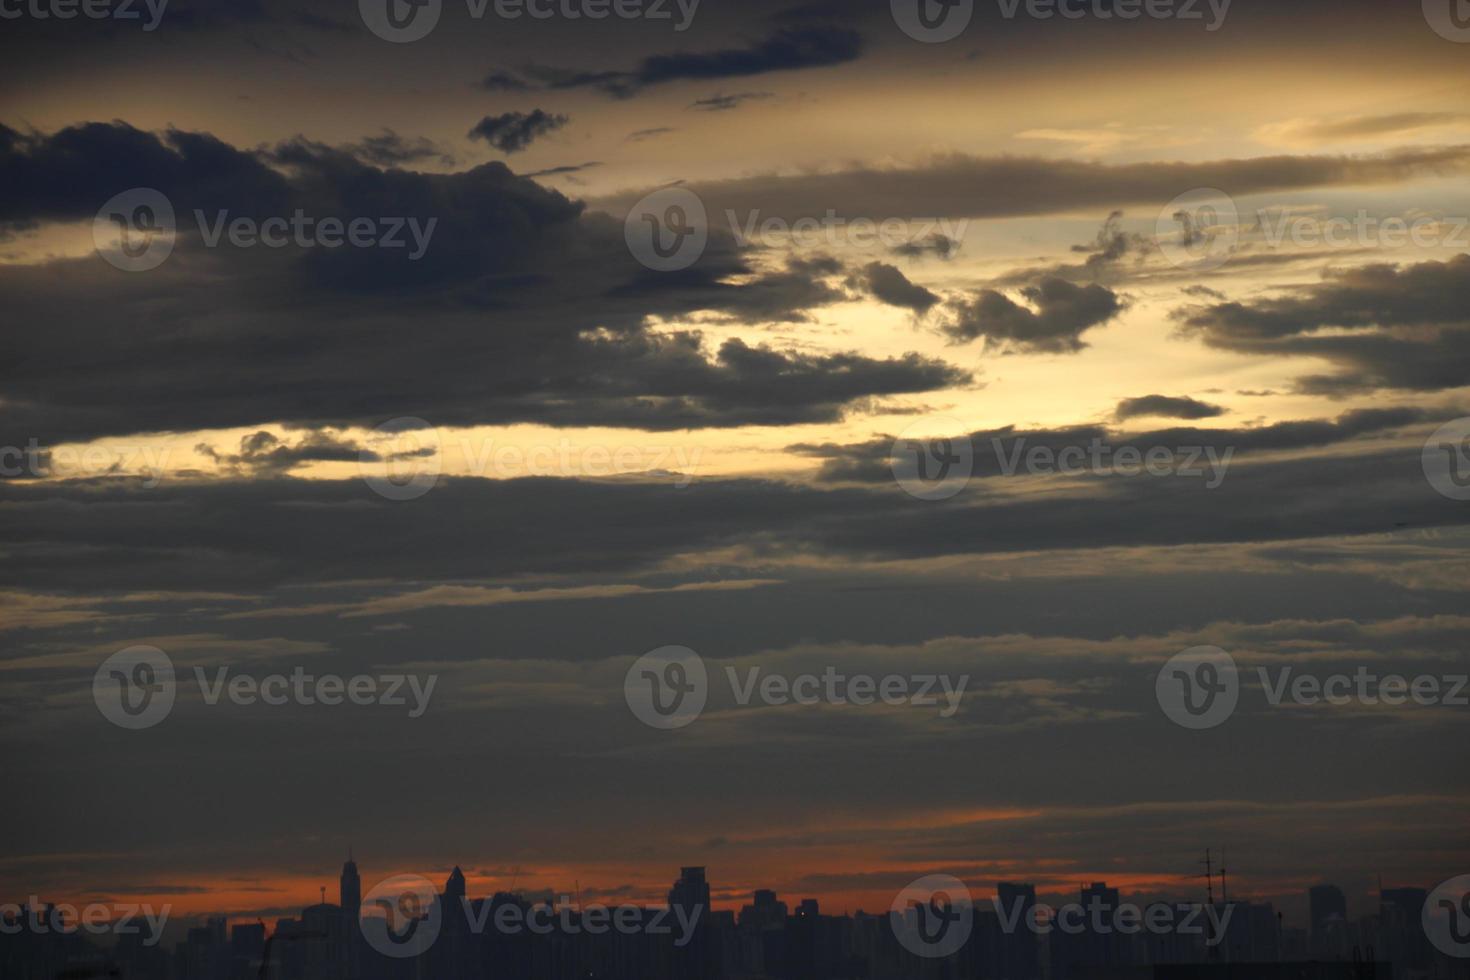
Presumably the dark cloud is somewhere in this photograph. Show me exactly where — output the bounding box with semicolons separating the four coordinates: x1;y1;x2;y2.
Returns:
2;411;1464;597
626;127;677;142
850;261;939;313
1115;395;1226;421
891;234;958;261
592;146;1470;224
522;162;603;179
688;92;775;112
798;407;1440;486
0;122;291;227
340;129;452;167
528;26;863;98
943;278;1124;353
1175;255;1470;394
194;430;368;477
479;69;534;92
0;123;966;445
467;110;569;154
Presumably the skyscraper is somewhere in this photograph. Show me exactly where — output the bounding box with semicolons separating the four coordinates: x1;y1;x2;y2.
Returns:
1309;884;1348;959
340;851;360;916
997;882;1040;980
669;867;713;980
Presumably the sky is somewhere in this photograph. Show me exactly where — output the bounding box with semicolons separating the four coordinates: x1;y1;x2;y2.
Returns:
1;0;1469;933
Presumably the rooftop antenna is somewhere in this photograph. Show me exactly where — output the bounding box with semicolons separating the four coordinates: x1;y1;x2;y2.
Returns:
1197;849;1215;906
1219;847;1229;906
320;887;326;906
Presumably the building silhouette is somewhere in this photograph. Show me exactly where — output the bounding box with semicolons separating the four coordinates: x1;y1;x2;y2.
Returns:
4;861;1467;980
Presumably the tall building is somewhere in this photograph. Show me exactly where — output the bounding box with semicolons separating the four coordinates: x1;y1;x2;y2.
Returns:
340;851;361;915
997;882;1041;980
669;867;711;911
1379;886;1430;973
445;866;467;905
669;867;713;980
339;852;362;980
1054;882;1129;979
1309;885;1349;959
